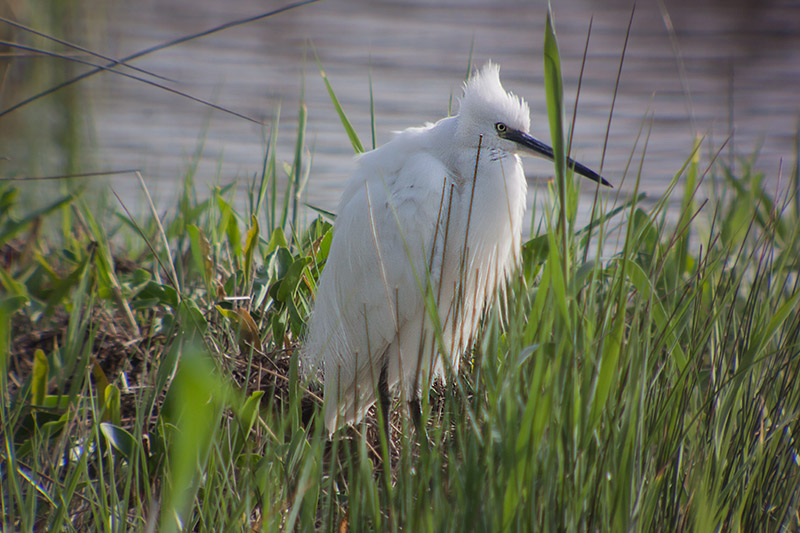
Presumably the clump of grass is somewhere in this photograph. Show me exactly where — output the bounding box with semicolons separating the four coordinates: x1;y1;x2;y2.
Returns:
3;108;799;532
3;9;800;533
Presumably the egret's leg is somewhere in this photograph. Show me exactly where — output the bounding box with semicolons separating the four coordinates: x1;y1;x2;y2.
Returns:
409;397;430;446
378;363;391;449
409;398;422;431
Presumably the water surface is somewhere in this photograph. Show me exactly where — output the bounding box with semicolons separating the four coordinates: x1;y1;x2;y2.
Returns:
9;0;800;220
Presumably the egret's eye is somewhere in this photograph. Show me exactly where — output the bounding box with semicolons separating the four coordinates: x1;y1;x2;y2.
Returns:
495;122;507;133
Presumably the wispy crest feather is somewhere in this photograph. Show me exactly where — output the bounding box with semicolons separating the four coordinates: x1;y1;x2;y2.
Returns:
458;62;530;132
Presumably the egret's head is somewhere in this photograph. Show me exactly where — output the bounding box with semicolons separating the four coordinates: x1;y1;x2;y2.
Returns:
456;62;611;187
457;62;530;152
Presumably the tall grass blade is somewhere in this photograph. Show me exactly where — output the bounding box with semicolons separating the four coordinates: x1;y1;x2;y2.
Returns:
314;51;364;154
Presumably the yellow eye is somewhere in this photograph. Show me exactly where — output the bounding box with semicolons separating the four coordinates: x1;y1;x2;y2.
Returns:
495;122;507;133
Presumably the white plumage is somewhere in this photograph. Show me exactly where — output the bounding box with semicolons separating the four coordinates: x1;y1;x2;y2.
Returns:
303;63;607;434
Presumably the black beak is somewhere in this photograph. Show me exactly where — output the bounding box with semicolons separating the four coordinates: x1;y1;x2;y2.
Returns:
502;128;611;188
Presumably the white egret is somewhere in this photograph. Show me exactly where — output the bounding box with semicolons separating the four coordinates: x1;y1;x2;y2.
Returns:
303;62;609;438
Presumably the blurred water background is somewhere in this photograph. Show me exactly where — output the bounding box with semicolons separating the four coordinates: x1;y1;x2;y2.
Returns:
2;0;799;224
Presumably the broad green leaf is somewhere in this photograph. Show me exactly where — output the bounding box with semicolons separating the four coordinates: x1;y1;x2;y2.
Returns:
136;281;179;309
237;391;265;438
244;215;260;281
267;227;289;254
315;227;334;265
277;257;312;302
0;192;76;243
0;294;28;314
104;384;122;426
187;224;213;286
225;206;242;257
32;349;48;406
100;422;135;460
217;306;262;352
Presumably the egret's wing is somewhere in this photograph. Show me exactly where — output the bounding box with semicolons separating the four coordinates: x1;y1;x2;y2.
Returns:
305;147;450;431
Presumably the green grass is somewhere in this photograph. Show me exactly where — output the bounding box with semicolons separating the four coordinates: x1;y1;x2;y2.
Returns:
3;10;800;533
